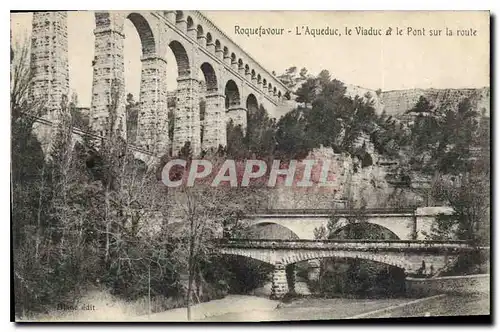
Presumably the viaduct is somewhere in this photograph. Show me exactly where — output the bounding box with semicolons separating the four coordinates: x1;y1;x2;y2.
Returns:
28;11;288;159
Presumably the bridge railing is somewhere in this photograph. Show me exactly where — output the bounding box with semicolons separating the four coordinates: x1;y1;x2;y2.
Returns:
216;238;477;250
217;238;471;245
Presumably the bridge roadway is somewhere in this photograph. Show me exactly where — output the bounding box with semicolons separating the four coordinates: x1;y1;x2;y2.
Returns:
216;238;479;299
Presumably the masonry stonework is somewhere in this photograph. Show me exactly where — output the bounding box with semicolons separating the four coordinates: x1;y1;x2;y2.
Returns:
138;55;169;154
271;264;289;299
30;12;69;152
91;12;126;138
203;93;227;151
173;76;201;155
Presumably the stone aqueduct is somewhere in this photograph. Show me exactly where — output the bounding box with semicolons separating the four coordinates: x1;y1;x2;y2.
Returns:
29;11;288;159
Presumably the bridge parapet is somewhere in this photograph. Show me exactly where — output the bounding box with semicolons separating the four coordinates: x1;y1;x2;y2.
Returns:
218;239;474;252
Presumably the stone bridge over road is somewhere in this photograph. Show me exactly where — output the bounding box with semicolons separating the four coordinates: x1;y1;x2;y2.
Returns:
217;238;481;298
243;207;455;241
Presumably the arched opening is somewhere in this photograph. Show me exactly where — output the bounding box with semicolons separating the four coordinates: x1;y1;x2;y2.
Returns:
186;16;194;31
268;83;272;92
168;40;190;78
262;78;267;88
251;69;256;79
196;24;204;38
273;87;277;96
257;74;262;84
238;58;244;70
212;254;274;295
224;79;240;109
126;13;155;57
245;64;250;75
331;222;401;240
198;62;218;146
175;10;184;22
121;13;157;145
299;256;406;298
223;46;229;59
215;39;221;52
278;91;282;99
206;32;213;46
165;40;191;150
230;52;237;65
244;222;300;240
200;62;218;92
246;93;259;116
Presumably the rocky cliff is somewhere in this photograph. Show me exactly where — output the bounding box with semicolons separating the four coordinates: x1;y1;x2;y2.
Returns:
343;84;490;118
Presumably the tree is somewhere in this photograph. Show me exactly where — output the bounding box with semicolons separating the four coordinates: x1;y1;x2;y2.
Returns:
245;105;276;158
295;78;317;108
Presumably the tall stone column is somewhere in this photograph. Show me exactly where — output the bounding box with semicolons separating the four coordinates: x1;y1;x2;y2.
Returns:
138;55;168;154
172;75;201;156
227;107;247;134
90;12;126;139
270;263;288;299
203;92;227;152
29;12;69;153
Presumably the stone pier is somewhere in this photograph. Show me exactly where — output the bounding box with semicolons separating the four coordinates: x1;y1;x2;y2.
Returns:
286;263;297;294
172;76;201;156
137;55;168;153
203;93;227;151
91;12;126;139
270;264;288;299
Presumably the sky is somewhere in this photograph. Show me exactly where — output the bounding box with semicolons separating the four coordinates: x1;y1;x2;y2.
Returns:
10;11;489;107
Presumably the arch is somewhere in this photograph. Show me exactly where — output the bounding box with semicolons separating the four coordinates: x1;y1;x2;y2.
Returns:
218;250;273;266
251;69;256;79
200;62;218;92
273;87;277;95
249;219;319;239
206;32;213;46
262;78;267;88
331;222;401;240
238;58;244;70
278;91;282;98
246;93;259;113
268;83;272;92
215;39;221;52
225;79;240;108
230;52;237;64
175;10;184;22
223;46;229;58
245;221;300;240
245;64;250;75
282;250;407;271
197;24;204;38
257;74;262;84
217;247;408;270
126;13;156;57
186;16;194;30
168;40;190;76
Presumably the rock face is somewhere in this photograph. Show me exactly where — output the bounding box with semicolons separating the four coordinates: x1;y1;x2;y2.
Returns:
268;146;428;209
379;87;490;117
343;84;490;118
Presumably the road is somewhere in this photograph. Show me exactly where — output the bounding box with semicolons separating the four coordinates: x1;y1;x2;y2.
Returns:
198;294;489;322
